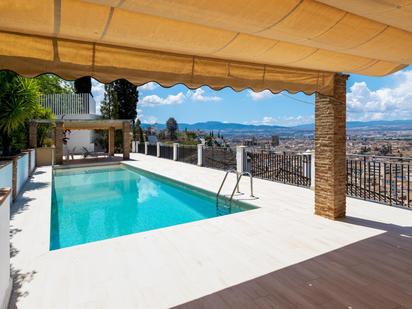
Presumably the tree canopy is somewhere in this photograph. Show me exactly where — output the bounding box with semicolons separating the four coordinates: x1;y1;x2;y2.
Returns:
114;79;138;123
36;74;73;94
100;79;139;123
166;117;178;140
100;84;119;119
0;72;56;155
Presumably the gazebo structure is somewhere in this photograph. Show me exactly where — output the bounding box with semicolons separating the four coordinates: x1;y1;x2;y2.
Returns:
1;0;412;220
29;119;132;164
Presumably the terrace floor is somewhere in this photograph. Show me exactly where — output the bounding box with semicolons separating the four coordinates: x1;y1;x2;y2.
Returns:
8;153;412;309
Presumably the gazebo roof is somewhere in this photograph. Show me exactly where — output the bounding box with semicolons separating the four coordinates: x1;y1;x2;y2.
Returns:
32;119;131;130
1;0;411;95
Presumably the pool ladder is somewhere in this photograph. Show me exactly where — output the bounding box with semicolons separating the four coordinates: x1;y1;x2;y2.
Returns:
216;169;254;216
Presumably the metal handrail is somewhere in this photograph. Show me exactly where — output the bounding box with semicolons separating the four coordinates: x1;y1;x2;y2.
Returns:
228;172;254;203
216;170;255;212
216;169;238;199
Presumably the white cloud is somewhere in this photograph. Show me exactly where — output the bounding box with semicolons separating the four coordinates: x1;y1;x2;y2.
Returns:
188;88;221;102
91;79;105;114
347;70;412;121
247;89;274;101
137;82;159;91
141;115;158;124
140;92;186;106
247;115;313;126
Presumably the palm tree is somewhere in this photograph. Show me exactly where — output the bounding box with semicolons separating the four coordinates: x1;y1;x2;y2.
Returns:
0;72;40;155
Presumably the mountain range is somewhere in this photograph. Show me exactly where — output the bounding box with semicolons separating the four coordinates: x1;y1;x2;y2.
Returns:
141;120;412;135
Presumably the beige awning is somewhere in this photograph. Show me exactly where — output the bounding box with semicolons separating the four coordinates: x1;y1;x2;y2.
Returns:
0;0;410;95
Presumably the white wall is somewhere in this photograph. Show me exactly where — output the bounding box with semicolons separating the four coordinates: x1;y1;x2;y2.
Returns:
0;163;12;190
0;193;11;309
62;114;98;155
0;186;11;309
65;130;95;154
16;154;29;195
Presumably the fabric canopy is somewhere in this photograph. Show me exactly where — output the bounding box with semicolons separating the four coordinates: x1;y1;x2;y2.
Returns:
0;0;410;95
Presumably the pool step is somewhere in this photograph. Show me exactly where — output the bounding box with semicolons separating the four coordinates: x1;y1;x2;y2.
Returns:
216;196;231;216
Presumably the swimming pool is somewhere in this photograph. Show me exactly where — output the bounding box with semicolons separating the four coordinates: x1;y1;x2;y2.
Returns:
50;164;255;249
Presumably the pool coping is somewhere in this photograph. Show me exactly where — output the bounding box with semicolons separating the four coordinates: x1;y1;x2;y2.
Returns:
53;162;259;211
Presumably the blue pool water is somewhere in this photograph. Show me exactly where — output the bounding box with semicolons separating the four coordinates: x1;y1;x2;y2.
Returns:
50;165;254;249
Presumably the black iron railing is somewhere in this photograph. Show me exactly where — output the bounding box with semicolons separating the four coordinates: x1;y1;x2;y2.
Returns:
249;151;311;187
203;147;236;171
346;155;411;207
147;144;157;156
159;144;173;160
138;143;145;154
178;145;197;164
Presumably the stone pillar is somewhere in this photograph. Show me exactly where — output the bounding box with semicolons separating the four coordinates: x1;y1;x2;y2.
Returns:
144;142;149;155
197;144;203;166
236;146;247;173
314;74;348;220
122;121;131;160
173;143;179;161
108;127;115;156
157;142;161;157
54;122;64;165
29;121;37;148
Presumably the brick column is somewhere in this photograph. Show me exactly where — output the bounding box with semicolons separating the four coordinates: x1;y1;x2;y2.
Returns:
108;127;115;156
314;74;348;219
29;121;37;148
54;122;64;165
122;121;131;160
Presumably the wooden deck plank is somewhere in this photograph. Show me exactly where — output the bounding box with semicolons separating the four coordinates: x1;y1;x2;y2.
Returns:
176;230;412;309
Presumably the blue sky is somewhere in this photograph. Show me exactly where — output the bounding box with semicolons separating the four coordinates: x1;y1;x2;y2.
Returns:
92;67;412;126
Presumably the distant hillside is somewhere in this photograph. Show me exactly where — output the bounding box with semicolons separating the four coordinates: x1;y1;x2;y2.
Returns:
141;121;285;132
291;120;412;131
141;119;412;135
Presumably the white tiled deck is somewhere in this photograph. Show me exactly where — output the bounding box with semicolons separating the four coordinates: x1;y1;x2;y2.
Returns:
8;153;412;308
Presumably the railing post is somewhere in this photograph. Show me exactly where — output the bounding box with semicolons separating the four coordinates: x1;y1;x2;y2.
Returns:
157;142;161;157
236;146;247;173
173;143;179;161
197;144;203;166
309;150;315;190
144;142;149;155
